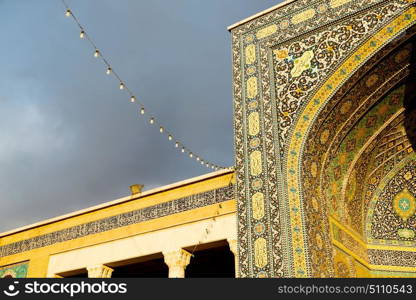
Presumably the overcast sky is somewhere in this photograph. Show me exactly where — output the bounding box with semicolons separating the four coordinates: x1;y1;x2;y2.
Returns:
0;0;280;232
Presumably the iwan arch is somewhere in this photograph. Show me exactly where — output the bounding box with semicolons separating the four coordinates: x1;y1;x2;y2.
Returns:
1;0;416;278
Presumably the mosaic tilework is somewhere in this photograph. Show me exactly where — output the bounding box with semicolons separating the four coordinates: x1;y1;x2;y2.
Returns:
325;85;406;231
0;262;28;278
331;220;368;262
331;212;416;271
0;185;234;258
369;249;416;267
333;247;356;278
371;269;416;277
369;157;416;245
301;38;414;274
347;112;412;236
287;15;415;277
285;8;416;278
231;0;416;277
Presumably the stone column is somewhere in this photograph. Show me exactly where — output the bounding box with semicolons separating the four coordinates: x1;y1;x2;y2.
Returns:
163;249;192;278
227;238;239;278
86;265;114;278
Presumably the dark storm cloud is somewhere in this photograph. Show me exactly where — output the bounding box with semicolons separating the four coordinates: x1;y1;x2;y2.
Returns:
0;0;280;231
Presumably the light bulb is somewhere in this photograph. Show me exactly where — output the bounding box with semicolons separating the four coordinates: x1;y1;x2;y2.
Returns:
181;148;185;153
140;107;145;115
196;157;200;161
211;165;215;169
159;127;164;133
94;50;100;57
168;135;172;141
189;153;193;158
106;67;112;75
201;161;204;165
175;142;179;148
150;117;154;124
206;163;209;167
80;31;85;38
130;96;135;103
119;82;124;90
65;9;71;17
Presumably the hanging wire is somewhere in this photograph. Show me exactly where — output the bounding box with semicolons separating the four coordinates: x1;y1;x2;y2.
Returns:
61;0;224;171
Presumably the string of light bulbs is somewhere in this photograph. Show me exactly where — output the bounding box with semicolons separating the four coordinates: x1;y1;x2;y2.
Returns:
61;0;224;171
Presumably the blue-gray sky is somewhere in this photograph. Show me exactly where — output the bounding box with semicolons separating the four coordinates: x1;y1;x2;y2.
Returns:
0;0;280;231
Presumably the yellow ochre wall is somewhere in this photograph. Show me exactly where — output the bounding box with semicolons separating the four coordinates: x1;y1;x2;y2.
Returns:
0;170;236;277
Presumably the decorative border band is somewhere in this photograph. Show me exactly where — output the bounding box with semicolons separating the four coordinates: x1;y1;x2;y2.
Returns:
0;185;235;258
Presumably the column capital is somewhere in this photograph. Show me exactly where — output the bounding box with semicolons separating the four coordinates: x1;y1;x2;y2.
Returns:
163;249;192;278
86;264;114;278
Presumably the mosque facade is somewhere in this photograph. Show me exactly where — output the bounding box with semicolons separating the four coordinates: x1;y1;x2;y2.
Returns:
1;0;416;278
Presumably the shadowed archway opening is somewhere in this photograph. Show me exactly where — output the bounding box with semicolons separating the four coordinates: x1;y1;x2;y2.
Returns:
185;240;235;278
